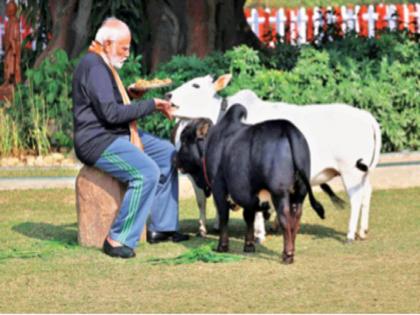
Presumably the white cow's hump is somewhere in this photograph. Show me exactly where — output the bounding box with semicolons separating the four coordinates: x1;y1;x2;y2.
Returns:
229;90;261;106
230;89;296;106
229;90;353;111
227;90;369;128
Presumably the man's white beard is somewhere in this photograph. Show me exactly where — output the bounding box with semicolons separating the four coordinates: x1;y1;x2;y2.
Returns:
110;56;125;69
109;46;126;69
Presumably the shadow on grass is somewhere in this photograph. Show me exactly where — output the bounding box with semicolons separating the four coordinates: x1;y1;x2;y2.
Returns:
0;223;79;261
180;218;346;241
178;218;346;262
299;223;346;242
10;218;345;263
172;218;278;262
12;222;78;246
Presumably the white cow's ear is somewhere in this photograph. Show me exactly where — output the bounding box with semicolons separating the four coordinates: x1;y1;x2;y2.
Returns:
213;74;232;92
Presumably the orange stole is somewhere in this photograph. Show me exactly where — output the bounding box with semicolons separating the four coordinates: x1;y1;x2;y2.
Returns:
88;40;144;151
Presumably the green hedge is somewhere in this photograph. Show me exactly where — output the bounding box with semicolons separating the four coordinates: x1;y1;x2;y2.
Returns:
153;32;419;152
1;50;77;155
0;31;418;156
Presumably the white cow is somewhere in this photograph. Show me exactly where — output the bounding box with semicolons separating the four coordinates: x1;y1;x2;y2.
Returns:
168;74;381;242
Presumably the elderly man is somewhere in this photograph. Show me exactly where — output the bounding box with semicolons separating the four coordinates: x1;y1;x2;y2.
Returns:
72;18;188;259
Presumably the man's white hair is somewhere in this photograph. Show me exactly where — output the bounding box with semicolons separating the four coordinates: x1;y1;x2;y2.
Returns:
95;17;131;44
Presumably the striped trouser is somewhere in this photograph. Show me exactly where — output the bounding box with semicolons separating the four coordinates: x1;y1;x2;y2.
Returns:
94;131;179;249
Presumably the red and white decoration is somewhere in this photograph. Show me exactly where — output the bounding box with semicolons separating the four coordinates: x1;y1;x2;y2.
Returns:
245;3;420;46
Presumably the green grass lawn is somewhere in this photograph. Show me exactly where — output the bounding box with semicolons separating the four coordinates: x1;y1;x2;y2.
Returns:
0;187;419;313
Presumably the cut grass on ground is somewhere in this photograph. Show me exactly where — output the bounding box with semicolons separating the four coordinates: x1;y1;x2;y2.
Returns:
0;187;419;313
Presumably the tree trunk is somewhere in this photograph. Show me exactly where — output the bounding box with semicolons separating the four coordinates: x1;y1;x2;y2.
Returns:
142;0;262;72
215;0;263;51
30;0;262;71
33;0;78;68
143;0;186;73
69;0;93;59
185;0;212;57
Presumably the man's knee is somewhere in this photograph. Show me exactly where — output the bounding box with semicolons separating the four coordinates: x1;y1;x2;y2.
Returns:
142;162;160;187
166;141;176;153
156;139;177;171
165;142;177;168
128;160;160;189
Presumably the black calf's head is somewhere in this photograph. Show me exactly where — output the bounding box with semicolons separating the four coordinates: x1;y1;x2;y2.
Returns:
175;118;213;197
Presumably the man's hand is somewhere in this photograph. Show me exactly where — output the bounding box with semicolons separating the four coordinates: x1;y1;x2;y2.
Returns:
154;98;174;120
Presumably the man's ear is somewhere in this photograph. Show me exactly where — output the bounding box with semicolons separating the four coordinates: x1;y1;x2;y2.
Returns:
213;74;232;92
103;39;113;53
196;119;212;139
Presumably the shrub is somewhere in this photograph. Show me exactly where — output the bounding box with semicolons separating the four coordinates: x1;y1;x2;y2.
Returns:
220;37;418;151
1;49;75;155
0;107;23;156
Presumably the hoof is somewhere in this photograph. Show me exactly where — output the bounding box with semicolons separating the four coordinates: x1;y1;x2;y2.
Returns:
243;243;256;253
255;236;265;244
356;230;368;241
196;231;207;238
282;253;294;264
212;227;220;234
216;244;229;252
345;238;354;244
355;234;365;241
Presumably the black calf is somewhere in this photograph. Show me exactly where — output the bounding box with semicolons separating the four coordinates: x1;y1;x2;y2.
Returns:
176;104;325;264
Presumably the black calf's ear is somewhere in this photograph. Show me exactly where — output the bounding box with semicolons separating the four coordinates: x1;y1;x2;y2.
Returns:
196;119;212;139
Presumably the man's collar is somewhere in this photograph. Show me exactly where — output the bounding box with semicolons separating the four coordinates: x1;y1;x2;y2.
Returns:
88;40;112;68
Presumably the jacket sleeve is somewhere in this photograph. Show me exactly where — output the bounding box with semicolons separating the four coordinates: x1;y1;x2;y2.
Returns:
86;64;156;125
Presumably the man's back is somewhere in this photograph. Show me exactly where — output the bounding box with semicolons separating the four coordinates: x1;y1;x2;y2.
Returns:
72;52;154;165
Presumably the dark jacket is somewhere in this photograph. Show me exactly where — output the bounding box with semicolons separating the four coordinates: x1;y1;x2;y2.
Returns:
72;52;155;165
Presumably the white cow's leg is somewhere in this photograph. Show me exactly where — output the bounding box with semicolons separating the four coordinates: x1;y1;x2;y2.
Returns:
341;173;366;242
358;178;372;240
254;212;266;243
190;176;208;237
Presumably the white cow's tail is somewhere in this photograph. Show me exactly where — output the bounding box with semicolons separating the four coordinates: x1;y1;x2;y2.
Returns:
370;116;382;169
320;183;346;209
356;159;369;172
356;114;382;172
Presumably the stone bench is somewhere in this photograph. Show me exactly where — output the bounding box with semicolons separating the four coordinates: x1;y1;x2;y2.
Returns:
75;165;146;248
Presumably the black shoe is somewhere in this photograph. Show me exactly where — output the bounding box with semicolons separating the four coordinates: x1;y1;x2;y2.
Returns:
147;231;190;244
146;231;169;244
171;231;190;242
103;239;136;259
